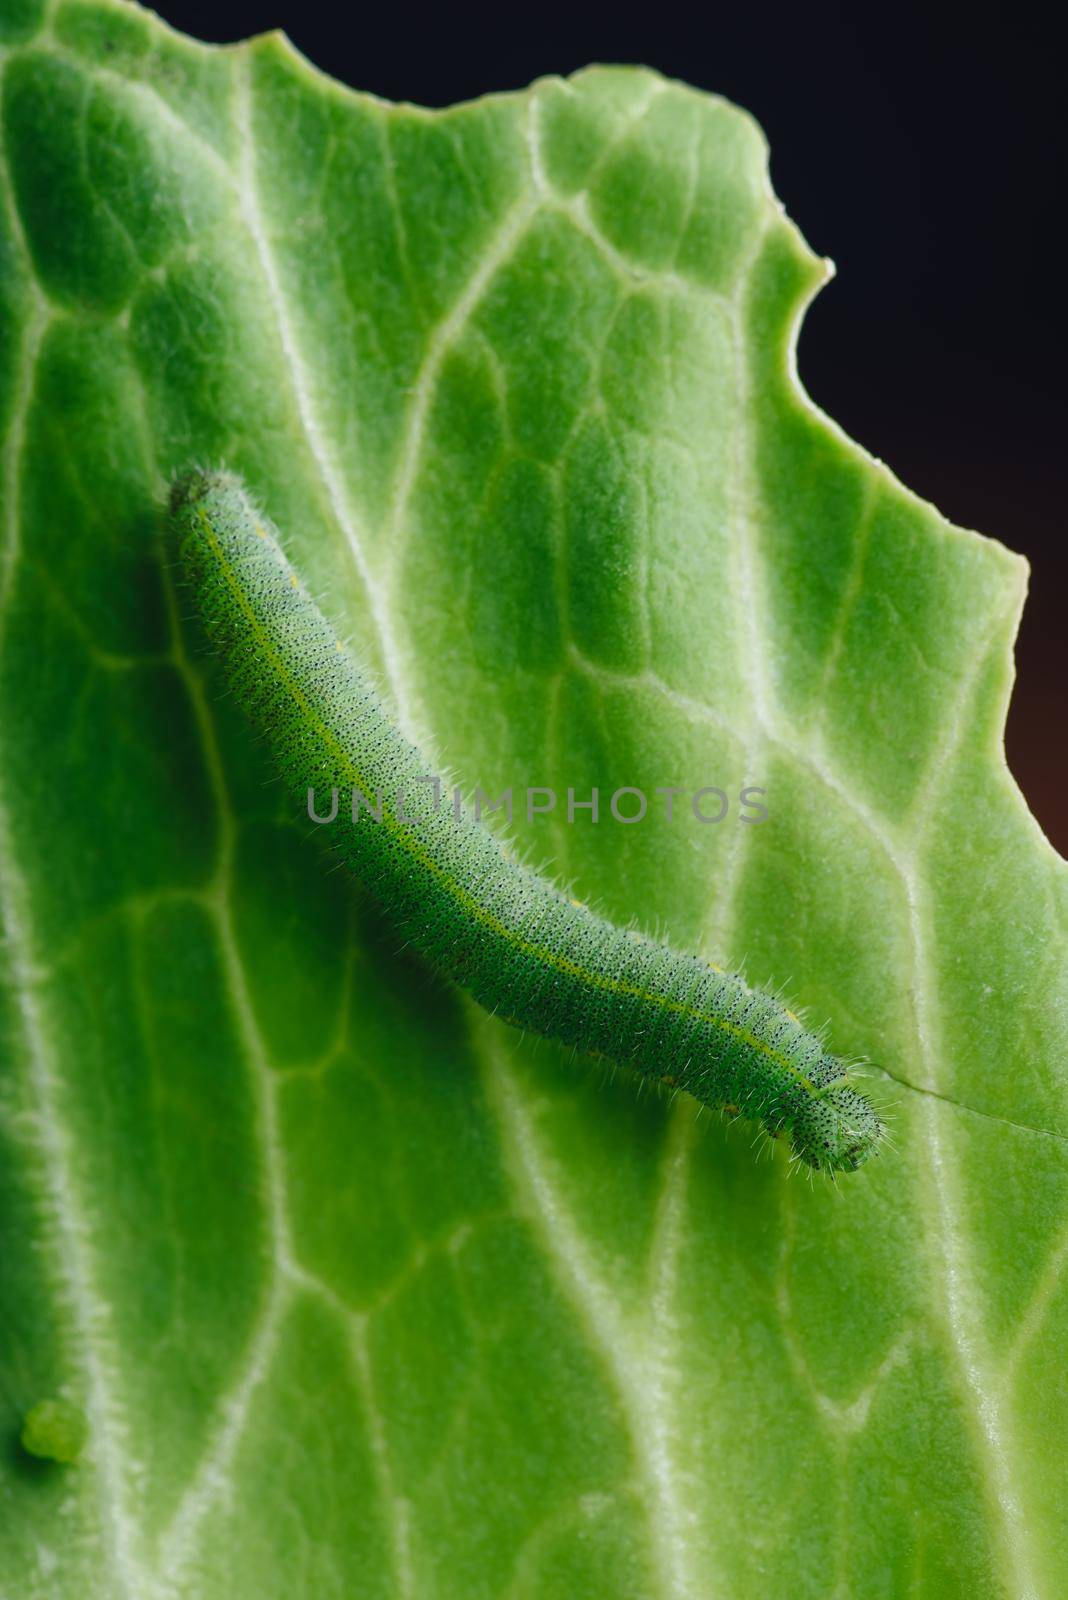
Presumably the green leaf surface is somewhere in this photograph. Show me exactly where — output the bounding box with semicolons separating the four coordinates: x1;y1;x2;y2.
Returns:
1;5;1065;1596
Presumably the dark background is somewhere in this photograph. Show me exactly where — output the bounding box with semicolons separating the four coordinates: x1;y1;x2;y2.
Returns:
152;1;1066;853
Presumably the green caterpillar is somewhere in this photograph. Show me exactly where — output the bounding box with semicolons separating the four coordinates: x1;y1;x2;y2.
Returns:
170;470;883;1174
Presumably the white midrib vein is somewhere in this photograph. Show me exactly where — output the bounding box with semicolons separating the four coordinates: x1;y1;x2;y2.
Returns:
0;125;150;1600
846;649;1040;1599
232;62;416;734
0;798;148;1598
478;1019;704;1600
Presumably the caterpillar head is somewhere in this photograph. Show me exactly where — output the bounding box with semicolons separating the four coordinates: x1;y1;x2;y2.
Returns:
787;1070;884;1173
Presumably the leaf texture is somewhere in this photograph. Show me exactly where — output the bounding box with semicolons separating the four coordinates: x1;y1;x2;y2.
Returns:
0;5;1065;1596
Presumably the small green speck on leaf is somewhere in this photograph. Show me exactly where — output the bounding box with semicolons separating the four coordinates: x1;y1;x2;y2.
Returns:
20;1399;87;1465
